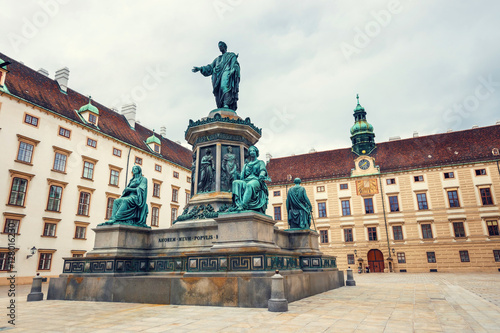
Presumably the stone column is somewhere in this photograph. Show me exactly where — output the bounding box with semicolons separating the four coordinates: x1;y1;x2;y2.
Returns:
215;143;221;192
268;270;288;312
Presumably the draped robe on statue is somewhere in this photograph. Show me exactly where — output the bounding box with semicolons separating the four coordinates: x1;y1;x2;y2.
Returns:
107;173;149;227
232;159;269;213
286;185;312;229
199;51;240;111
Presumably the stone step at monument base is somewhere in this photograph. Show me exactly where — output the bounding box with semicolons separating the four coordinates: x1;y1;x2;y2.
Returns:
47;270;344;308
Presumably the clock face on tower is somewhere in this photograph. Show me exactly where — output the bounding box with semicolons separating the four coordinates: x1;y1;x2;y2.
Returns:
358;159;370;170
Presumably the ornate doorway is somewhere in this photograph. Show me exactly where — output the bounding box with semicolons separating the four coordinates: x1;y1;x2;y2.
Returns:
367;249;385;272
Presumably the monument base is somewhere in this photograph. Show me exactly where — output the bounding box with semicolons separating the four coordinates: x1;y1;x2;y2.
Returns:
48;270;343;307
48;212;343;307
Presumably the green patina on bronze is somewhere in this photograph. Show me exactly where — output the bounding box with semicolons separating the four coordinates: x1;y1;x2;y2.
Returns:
186;113;262;136
286;178;312;229
350;94;376;156
99;165;150;228
145;134;161;145
231;145;270;214
78;96;100;115
192;41;240;111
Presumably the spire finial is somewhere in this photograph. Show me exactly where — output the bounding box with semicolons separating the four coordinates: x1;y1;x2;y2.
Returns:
88;95;92;104
356;94;359;105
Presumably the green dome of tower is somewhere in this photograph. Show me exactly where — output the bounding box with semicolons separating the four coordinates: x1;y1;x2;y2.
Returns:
78;96;99;115
350;94;376;156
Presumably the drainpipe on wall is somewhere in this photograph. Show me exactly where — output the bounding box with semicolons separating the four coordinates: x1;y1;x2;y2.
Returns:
378;176;392;264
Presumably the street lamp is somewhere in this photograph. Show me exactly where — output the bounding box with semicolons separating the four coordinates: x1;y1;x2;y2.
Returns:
26;246;37;259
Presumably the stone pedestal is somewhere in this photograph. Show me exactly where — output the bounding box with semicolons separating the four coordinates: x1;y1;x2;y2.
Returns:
211;212;279;252
87;224;150;257
27;275;44;302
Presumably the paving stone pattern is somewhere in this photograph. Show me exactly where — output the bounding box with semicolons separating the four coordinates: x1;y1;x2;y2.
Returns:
2;273;500;332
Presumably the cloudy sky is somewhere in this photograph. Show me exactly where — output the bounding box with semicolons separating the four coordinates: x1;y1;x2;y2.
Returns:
3;1;500;159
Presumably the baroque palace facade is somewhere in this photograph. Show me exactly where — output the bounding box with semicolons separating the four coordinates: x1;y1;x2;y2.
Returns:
0;53;192;284
266;97;500;273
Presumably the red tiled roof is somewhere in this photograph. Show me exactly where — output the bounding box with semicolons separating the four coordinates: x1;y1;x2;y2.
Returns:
267;125;500;185
0;52;192;169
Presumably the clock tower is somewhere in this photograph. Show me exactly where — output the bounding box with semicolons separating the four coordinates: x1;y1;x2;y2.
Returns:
350;94;376;156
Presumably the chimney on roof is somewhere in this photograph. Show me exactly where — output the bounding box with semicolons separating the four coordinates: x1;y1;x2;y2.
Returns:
38;68;49;77
413;131;418;138
160;126;167;137
309;148;316;153
472;125;479;129
266;153;272;163
111;107;118;113
55;67;69;92
389;136;401;141
496;120;500;125
447;129;453;133
122;103;137;128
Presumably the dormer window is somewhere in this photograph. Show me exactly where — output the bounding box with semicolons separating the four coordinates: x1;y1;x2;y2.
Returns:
0;59;10;88
146;134;161;154
89;113;97;125
77;96;99;126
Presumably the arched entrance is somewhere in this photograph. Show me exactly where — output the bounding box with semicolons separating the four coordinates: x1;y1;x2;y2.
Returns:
367;249;385;273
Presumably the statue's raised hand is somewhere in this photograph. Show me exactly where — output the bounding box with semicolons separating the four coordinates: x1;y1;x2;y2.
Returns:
192;66;200;73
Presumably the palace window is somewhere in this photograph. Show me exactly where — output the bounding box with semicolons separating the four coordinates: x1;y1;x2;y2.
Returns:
151;206;159;227
135;157;142;165
38;252;53;270
171;207;178;224
82;161;94;180
320;230;329;243
417;193;428;210
480;188;493;206
109;169;119;186
187;177;191;183
154;144;160;153
397;252;406;264
153;183;161;198
494;250;500;262
186;192;190;204
17;141;34;163
453;222;466;238
113;148;122;157
347;254;355;265
173;171;179;179
459;250;470;262
43;223;57;237
444;172;454;179
393;225;403;240
46;185;62;212
427;252;436;263
74;225;87;239
172;188;179;202
274;206;282;221
53;152;67;172
368;227;377;241
24;113;39;126
3;219;20;234
0;252;14;271
475;169;486;176
273;190;281;196
341;200;351;216
389;196;399;212
414;175;424;182
344;228;353;242
77;191;91;216
317;186;325;192
487;221;499;236
106;197;115;219
9;178;28;206
364;198;374;214
448;190;460;208
155;164;162;172
421;224;433;239
87;138;97;148
318;202;327;218
386;178;396;185
339;183;348;190
58;126;71;138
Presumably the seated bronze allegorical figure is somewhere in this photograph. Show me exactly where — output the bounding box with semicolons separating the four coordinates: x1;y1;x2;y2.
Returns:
100;165;149;228
231;146;270;213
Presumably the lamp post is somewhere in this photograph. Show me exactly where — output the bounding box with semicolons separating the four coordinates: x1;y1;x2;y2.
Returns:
26;246;37;259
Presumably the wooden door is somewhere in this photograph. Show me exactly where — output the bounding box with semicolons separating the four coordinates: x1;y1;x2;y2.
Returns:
367;249;385;273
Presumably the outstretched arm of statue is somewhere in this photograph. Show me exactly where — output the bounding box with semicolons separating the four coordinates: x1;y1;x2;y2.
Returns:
192;67;200;73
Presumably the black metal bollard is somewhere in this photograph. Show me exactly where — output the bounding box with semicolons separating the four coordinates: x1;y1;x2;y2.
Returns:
346;267;356;286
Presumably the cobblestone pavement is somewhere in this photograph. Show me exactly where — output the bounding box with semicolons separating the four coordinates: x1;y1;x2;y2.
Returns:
1;273;500;332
